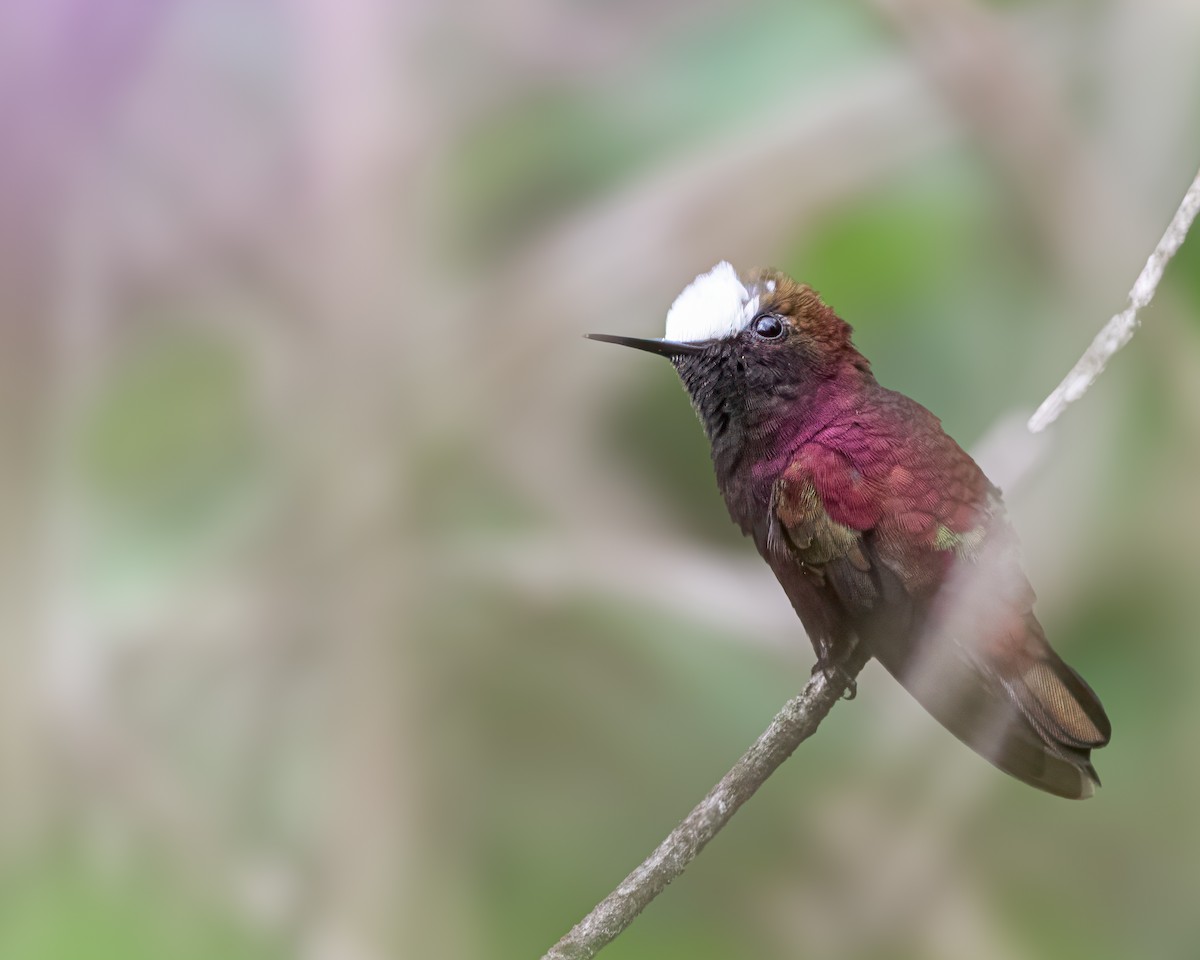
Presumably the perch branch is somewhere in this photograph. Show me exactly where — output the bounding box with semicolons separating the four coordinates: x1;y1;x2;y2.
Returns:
1028;166;1200;432
540;644;871;960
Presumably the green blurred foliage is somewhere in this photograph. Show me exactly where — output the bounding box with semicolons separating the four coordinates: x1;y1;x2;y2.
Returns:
0;851;282;960
79;324;262;608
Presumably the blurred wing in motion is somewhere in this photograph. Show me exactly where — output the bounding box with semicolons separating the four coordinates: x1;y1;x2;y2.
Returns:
767;434;1110;799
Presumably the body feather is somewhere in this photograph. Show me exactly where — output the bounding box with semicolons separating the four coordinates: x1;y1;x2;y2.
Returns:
761;388;1110;798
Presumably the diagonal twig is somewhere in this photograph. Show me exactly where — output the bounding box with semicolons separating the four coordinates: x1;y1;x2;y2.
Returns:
541;644;871;960
1027;165;1200;432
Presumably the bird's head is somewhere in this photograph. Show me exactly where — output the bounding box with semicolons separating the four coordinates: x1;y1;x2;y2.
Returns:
589;262;868;442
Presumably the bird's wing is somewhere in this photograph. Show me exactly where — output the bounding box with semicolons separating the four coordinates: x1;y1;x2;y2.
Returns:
769;437;1110;799
766;451;879;612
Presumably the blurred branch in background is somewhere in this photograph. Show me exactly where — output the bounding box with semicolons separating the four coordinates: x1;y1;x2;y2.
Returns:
869;0;1124;293
1029;166;1200;432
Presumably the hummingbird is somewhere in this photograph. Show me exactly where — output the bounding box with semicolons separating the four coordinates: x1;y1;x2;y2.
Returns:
589;262;1110;799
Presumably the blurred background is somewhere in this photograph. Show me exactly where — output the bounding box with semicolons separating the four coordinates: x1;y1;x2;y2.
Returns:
3;0;1200;958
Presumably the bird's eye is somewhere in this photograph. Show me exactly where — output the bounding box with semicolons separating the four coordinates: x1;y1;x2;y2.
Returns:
753;314;785;340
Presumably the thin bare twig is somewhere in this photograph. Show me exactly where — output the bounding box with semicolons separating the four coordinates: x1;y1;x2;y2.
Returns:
1028;166;1200;433
541;645;871;960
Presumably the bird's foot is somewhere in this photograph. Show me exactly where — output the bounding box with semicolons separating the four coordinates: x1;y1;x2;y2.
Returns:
812;659;857;700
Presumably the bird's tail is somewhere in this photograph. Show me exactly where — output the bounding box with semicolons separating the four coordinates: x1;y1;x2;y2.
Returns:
870;614;1111;799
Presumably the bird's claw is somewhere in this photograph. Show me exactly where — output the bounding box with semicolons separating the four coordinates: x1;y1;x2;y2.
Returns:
812;659;857;700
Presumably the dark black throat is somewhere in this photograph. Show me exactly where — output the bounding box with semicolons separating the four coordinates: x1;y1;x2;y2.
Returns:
673;348;745;458
673;343;833;535
673;347;774;531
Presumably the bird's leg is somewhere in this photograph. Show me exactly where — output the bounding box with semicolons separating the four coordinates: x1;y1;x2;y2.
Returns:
811;636;858;700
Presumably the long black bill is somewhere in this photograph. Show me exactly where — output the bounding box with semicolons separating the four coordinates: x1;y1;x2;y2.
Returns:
585;333;705;357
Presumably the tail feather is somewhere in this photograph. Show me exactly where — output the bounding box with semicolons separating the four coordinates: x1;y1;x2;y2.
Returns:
869;625;1109;800
1009;650;1111;750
